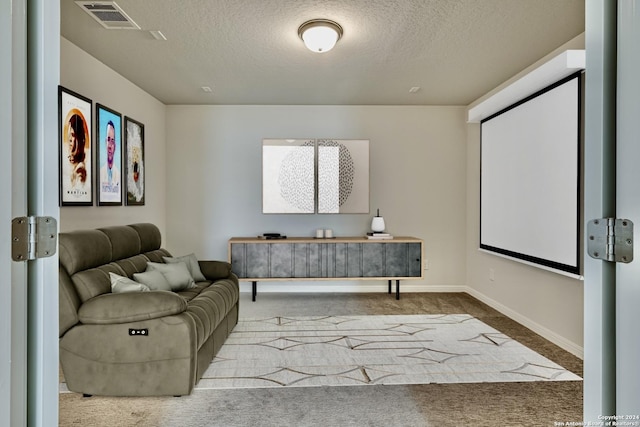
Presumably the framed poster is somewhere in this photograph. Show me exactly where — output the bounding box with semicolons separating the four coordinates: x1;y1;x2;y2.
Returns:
59;86;93;206
124;116;145;205
96;104;123;206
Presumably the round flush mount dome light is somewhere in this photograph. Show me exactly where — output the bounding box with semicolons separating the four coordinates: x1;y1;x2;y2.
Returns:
298;19;343;53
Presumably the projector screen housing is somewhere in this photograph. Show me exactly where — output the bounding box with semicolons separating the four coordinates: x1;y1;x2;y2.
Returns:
480;72;583;276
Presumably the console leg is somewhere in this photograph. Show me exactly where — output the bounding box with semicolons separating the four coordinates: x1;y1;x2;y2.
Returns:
396;280;400;300
252;281;257;302
388;280;392;294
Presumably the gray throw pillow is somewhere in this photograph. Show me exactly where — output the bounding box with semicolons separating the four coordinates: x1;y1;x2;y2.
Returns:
133;270;172;291
109;272;151;293
146;261;195;291
163;253;206;282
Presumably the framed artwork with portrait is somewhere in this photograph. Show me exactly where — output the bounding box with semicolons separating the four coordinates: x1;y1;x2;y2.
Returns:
96;103;123;206
58;86;93;206
124;116;145;205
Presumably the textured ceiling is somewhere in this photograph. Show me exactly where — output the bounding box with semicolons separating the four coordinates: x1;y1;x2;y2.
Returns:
60;0;585;106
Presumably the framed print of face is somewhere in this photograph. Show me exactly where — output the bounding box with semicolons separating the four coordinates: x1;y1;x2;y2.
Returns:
96;103;123;206
124;116;145;205
59;86;93;206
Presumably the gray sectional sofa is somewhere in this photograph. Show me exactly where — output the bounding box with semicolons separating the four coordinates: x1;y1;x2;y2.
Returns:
58;223;239;396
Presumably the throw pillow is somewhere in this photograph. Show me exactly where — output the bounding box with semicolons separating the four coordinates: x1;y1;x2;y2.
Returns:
133;270;172;292
163;253;206;282
109;272;151;293
146;261;195;291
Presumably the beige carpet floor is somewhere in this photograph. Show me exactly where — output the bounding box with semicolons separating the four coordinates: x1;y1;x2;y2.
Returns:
59;292;583;426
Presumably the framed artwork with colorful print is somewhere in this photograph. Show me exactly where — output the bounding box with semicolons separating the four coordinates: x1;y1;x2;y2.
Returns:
124;116;145;206
59;86;93;206
96;103;123;206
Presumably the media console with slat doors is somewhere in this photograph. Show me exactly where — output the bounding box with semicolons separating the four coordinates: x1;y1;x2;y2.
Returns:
228;236;424;301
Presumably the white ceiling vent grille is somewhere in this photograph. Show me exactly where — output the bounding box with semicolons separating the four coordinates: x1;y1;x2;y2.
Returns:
75;1;140;30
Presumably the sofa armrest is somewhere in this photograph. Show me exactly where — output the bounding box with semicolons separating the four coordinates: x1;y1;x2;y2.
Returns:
198;260;232;281
78;291;187;325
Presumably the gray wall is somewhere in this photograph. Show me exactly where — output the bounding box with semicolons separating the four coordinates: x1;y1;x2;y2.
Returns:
59;37;167;235
165;105;468;290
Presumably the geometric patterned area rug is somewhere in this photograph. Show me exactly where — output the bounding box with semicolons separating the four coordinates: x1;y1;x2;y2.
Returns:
196;314;582;390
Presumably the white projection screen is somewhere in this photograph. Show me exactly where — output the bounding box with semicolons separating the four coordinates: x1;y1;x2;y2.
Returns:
480;72;582;275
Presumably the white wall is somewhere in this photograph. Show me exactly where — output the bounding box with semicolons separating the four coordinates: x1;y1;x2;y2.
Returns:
165;105;468;290
465;34;586;356
59;37;167;235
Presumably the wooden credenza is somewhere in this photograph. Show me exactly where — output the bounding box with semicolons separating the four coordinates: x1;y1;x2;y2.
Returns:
228;236;424;301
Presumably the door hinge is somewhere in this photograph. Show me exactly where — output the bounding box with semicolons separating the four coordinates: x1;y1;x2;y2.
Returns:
11;216;57;262
587;218;633;263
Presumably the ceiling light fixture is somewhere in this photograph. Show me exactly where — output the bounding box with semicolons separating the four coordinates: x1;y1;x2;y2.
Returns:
298;19;343;53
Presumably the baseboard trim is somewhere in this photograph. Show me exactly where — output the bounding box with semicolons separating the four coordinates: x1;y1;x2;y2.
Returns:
463;287;584;360
238;281;584;360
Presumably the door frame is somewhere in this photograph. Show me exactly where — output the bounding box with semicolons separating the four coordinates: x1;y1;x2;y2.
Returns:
583;0;617;420
584;0;640;419
1;0;29;425
26;0;61;425
1;0;60;425
614;0;640;414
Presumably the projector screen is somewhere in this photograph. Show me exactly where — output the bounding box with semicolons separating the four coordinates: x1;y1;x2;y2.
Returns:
480;72;582;275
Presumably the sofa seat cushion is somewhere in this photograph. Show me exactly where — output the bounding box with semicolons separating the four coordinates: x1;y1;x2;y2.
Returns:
79;291;187;325
178;279;238;349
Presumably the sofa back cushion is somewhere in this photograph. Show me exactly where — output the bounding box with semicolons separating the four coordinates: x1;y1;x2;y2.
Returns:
59;224;166;303
72;263;126;302
98;226;141;260
144;249;172;263
59;229;113;276
114;254;151;278
129;223;163;252
59;266;80;337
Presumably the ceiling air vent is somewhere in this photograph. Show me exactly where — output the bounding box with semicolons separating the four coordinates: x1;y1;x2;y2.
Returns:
75;1;140;30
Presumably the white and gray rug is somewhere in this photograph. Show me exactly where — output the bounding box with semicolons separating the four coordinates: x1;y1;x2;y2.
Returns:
196;314;581;390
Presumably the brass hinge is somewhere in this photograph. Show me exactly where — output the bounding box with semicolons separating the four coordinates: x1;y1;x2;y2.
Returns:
11;216;57;262
587;218;633;263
